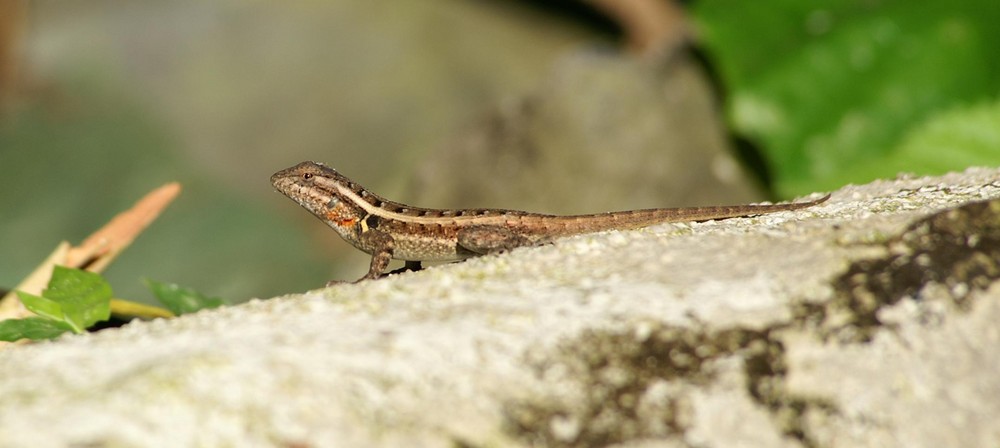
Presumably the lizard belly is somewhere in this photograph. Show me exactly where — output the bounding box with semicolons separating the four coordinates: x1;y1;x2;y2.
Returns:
386;233;469;262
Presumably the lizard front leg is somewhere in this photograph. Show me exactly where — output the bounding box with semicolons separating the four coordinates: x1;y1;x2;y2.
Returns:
358;229;396;282
356;232;425;281
457;225;533;255
359;247;393;282
324;229;396;285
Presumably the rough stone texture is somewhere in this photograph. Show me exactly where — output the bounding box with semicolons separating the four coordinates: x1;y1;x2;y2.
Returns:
1;167;999;447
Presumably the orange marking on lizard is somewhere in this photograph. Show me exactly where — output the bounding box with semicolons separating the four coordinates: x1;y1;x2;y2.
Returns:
324;211;358;228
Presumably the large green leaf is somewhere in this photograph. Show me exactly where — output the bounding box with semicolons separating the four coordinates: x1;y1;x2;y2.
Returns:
692;0;1000;196
849;99;1000;180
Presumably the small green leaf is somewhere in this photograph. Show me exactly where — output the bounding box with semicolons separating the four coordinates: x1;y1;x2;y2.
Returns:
43;266;112;332
0;317;74;342
16;291;64;322
145;279;224;316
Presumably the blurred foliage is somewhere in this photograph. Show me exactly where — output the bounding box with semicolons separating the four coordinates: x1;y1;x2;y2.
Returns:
145;279;225;316
691;0;1000;196
0;75;329;302
2;266;110;341
0;267;221;341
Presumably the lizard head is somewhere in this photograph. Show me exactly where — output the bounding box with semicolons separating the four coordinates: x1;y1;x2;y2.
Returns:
271;161;372;233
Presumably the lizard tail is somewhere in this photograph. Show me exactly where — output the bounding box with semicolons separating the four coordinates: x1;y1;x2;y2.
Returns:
549;193;831;234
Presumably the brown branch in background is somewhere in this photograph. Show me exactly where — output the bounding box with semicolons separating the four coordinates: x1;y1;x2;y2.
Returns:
65;182;182;272
587;0;692;59
0;0;27;111
0;183;182;321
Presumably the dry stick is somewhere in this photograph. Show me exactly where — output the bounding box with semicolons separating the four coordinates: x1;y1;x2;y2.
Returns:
0;183;182;320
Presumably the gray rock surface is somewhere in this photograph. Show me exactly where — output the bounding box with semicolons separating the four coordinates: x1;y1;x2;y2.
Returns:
1;168;999;447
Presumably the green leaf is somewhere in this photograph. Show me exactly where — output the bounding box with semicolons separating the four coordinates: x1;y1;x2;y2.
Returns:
840;98;1000;182
42;266;112;332
691;0;1000;196
145;279;224;316
16;290;64;322
887;99;1000;172
12;266;113;334
0;317;74;342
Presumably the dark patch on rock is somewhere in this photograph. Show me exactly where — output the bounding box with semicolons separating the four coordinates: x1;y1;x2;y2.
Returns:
801;198;1000;342
504;323;833;447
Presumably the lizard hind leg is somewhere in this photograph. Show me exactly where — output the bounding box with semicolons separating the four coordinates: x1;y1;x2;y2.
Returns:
457;225;533;255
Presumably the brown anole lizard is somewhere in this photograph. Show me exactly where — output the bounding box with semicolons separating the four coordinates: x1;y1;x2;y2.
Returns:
271;161;830;283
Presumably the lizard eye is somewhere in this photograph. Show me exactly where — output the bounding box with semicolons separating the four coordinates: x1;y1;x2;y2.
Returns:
302;173;313;180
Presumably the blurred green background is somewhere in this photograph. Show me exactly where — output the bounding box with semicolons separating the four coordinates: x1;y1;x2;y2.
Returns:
1;0;998;303
692;0;1000;196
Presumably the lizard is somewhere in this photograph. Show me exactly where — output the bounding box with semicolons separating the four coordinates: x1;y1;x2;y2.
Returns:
271;161;830;283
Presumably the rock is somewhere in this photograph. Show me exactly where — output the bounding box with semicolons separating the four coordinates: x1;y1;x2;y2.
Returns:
1;167;999;447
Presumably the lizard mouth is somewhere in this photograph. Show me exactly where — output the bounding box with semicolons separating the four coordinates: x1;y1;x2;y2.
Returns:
270;169;293;189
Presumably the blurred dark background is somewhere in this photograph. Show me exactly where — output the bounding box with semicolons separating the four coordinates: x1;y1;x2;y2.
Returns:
2;0;998;302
